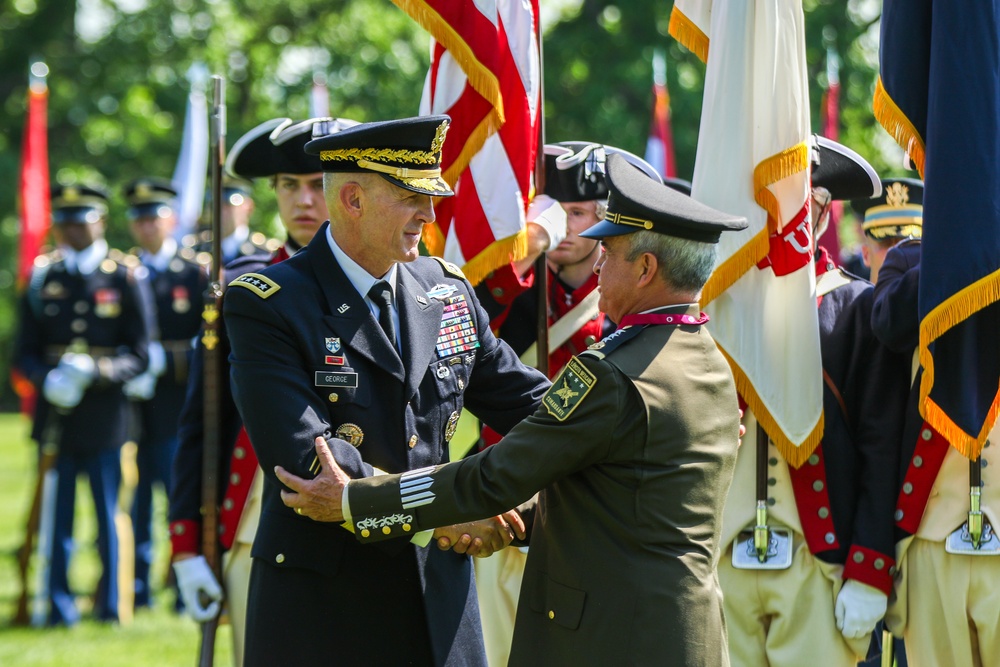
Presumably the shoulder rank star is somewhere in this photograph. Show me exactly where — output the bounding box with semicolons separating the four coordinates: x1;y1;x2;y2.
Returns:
229;272;281;298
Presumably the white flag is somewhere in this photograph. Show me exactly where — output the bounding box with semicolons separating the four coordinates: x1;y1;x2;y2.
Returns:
171;63;209;242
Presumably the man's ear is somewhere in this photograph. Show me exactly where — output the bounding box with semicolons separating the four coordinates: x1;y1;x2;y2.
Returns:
861;243;872;267
636;252;658;288
338;181;364;219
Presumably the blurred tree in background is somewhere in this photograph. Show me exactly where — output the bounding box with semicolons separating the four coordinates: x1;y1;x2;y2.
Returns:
0;0;895;410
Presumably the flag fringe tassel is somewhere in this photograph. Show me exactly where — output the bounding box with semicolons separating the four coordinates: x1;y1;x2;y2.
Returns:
873;77;926;178
442;114;500;186
668;8;709;64
753;140;810;227
460;229;528;287
717;343;824;468
700;228;768;307
917;268;1000;458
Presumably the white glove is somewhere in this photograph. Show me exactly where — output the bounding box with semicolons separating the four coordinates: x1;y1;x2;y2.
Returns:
173;556;223;622
835;579;887;639
526;194;568;251
147;341;167;377
43;368;84;409
58;353;97;390
123;372;157;401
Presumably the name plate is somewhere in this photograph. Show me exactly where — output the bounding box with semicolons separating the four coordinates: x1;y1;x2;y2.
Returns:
315;371;358;388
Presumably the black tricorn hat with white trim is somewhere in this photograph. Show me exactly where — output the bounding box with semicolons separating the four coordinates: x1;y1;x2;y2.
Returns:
227;117;359;179
580;153;747;243
543;141;662;203
304;115;454;197
810;135;882;203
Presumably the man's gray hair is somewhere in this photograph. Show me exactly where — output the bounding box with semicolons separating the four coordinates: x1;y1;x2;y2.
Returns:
625;230;717;292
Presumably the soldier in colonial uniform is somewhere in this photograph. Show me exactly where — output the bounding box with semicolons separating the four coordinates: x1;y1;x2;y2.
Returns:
717;137;912;666
167;116;355;666
274;152;747;667
871;184;999;667
223;115;552;667
122;177;208;608
13;184;150;626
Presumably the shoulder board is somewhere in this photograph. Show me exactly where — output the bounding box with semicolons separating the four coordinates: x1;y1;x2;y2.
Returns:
228;272;281;298
431;256;466;280
542;356;598;422
579;325;645;361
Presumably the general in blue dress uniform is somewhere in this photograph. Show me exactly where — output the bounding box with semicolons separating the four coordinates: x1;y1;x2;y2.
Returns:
122;177;208;607
13;184;150;625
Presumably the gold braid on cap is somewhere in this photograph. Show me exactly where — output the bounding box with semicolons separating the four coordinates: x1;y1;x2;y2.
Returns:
605;211;654;230
355;160;442;179
319;147;439;165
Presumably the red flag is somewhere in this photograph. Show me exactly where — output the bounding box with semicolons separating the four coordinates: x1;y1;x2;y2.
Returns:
17;64;50;291
818;45;842;265
644;50;677;179
392;0;541;285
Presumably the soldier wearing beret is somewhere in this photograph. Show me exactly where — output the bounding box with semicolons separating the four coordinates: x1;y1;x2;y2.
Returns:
717;137;911;666
472;141;666;665
13;184;150;625
274;152;747;666
121;176;208;609
870;187;999;667
223;115;550;667
168;116;355;665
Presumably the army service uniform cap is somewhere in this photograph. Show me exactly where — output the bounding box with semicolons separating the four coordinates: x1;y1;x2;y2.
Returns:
51;183;110;225
125;177;178;220
227;117;360;179
580;153;747;243
304;115;454;197
810;136;881;203
852;177;923;241
543;141;662;203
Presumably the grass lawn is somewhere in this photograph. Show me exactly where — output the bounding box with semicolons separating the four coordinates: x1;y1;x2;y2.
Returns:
0;413;233;667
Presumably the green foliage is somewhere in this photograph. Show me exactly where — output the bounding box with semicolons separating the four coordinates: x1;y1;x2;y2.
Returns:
0;1;891;410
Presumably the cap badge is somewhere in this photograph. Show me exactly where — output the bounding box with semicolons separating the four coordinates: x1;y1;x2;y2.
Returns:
136;182;152;199
64;187;79;202
885;182;909;207
431;120;449;157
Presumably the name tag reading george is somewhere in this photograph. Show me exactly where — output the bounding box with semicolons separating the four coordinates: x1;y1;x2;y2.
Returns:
315;371;359;388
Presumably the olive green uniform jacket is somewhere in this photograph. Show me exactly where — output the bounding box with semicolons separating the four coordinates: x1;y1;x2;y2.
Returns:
349;304;739;666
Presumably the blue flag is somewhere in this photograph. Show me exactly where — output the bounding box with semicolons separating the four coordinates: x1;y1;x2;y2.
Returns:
876;0;1000;458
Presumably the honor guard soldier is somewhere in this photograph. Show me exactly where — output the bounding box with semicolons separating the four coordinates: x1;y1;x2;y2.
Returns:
717;138;912;666
13;183;150;626
870;185;999;667
852;177;924;284
185;177;273;264
472;141;664;665
276;152;747;667
122;177;208;608
168;116;355;666
224;115;551;667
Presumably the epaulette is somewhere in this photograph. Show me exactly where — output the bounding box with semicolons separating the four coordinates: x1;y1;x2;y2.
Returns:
228;272;281;298
579;325;645;361
431;256;466;280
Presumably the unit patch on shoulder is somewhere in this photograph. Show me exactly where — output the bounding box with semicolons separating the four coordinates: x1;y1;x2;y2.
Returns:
431;256;465;280
229;273;281;298
543;356;597;422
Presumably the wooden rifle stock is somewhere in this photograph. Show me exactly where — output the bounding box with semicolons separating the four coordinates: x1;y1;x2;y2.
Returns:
197;74;226;667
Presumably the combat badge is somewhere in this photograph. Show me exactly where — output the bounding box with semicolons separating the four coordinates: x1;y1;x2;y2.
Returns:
335;423;364;448
543;356;597;422
228;272;281;298
444;411;461;443
427;283;458;301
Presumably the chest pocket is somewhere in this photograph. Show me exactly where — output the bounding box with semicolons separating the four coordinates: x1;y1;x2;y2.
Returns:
432;355;472;400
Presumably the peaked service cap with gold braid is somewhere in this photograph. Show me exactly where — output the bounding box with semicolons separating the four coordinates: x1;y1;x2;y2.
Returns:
227;117;360;179
580;153;747;243
543;141;663;203
124;176;178;219
51;183;110;225
304;115;455;197
851;177;923;241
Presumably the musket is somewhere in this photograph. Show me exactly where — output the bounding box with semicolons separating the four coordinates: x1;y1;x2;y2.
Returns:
197;74;226;667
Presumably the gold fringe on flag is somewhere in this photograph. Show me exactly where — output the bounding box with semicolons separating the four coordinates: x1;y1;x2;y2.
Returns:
700;227;768;307
442;114;499;186
668;7;709;64
460;228;528;287
718;343;825;468
753;140;810;227
917;267;1000;458
873;77;926;178
422;218;446;258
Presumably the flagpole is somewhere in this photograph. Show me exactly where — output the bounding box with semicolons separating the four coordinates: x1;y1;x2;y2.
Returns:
532;1;549;378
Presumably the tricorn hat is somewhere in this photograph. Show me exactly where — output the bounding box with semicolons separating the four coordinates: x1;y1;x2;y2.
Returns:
304;115;454;197
543;141;662;203
810;136;881;202
227;117;359;179
580;153;747;243
51;184;109;225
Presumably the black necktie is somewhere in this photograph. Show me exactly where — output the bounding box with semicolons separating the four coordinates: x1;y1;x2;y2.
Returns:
367;280;397;349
